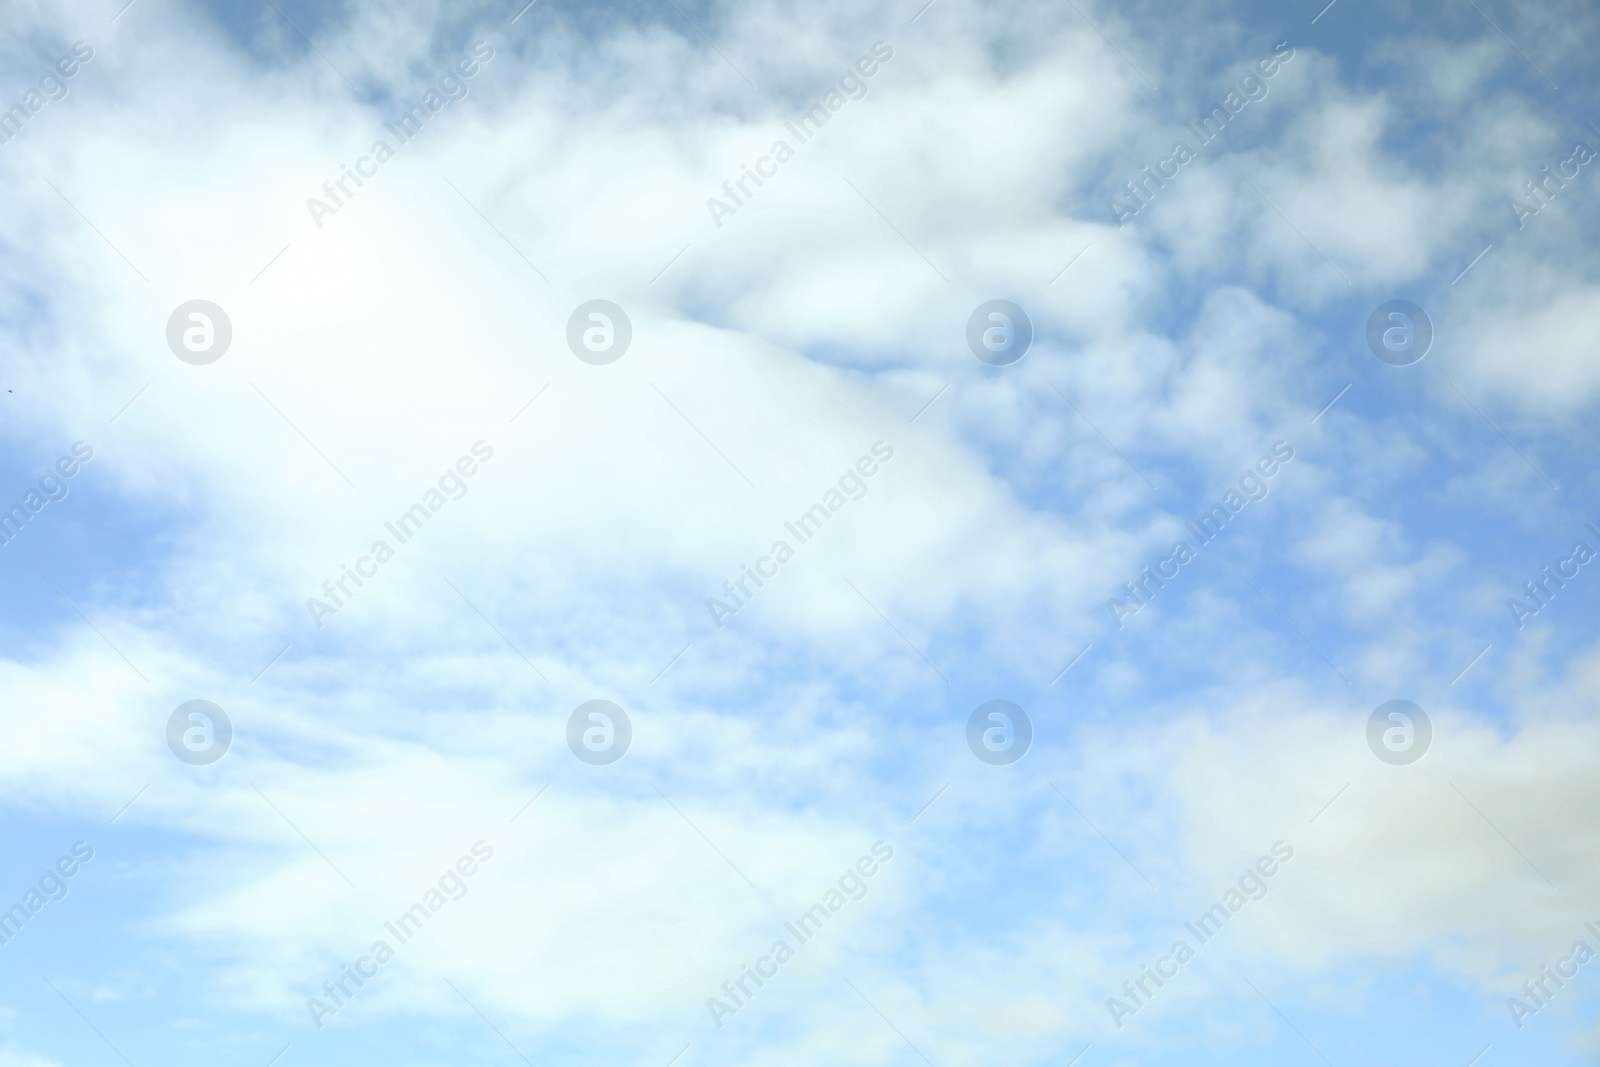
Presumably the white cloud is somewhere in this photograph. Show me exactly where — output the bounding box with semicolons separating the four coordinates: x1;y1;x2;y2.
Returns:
1;0;1598;1061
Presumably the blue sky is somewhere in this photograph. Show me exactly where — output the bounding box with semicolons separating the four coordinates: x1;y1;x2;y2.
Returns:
1;0;1599;1064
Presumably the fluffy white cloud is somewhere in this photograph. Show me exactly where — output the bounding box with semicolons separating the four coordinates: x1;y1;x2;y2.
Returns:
0;0;1597;1063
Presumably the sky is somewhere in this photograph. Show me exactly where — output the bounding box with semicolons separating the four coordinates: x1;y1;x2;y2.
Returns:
1;0;1599;1064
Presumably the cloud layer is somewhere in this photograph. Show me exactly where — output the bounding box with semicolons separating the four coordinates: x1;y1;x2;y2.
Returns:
1;0;1599;1064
